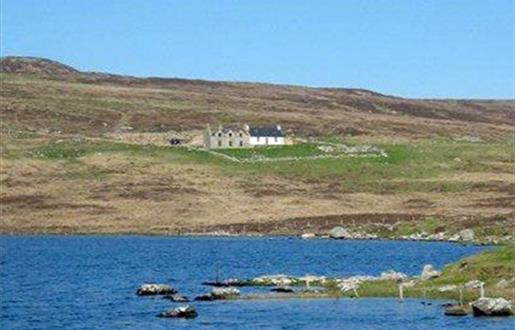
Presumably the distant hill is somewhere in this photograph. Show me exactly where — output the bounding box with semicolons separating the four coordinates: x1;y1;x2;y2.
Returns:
1;56;513;139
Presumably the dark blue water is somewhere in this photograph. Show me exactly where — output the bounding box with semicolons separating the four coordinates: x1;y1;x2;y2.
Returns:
0;236;511;329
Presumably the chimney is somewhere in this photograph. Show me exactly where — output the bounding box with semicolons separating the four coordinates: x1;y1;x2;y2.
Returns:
276;124;282;131
243;124;250;132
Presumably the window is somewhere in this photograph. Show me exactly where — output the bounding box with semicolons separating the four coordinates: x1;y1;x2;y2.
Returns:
218;140;222;147
239;141;243;147
228;133;232;137
229;141;233;147
239;133;243;137
257;136;260;142
274;137;278;142
218;132;222;137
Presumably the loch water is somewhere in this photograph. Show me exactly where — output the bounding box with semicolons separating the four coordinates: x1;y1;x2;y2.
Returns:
0;236;511;329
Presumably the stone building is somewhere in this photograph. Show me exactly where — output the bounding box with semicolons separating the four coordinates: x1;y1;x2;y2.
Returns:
204;124;285;149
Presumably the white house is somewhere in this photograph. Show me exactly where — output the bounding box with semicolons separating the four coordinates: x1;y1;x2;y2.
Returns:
247;125;285;146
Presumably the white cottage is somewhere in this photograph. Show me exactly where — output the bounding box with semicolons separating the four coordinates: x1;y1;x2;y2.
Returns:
247;125;285;146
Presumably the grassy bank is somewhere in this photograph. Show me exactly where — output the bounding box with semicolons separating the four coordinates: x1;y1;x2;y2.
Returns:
229;245;514;304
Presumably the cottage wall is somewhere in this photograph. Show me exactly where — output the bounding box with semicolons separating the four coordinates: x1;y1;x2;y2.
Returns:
206;129;250;149
249;136;285;146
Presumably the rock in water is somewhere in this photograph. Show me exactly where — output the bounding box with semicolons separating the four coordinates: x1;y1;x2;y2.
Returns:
420;264;441;281
211;287;240;299
329;226;351;239
271;287;294;293
163;293;189;302
136;283;177;296
471;298;514;317
444;305;468;316
194;287;240;301
301;233;316;239
158;305;198;318
458;229;474;241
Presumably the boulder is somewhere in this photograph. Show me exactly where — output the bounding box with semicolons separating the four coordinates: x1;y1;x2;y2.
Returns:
212;287;240;299
329;226;352;239
495;279;509;289
438;284;458;292
471;298;514;317
163;293;189;302
298;275;327;284
420;264;441;281
195;287;240;301
458;229;474;241
379;271;408;282
444;305;468;316
136;283;177;296
301;233;316;239
158;305;198;318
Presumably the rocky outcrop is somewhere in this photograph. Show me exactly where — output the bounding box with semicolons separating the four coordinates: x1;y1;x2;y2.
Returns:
163;293;189;302
329;226;352;239
458;229;474;241
438;284;458;292
471;298;514;317
253;274;295;286
195;287;240;301
212;287;240;299
379;271;408;282
420;264;441;281
444;305;468;316
136;284;177;296
158;305;198;318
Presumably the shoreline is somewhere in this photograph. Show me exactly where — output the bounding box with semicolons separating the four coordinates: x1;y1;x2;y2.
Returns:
0;231;502;247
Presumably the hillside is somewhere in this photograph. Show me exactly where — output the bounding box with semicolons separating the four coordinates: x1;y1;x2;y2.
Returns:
1;56;512;139
0;56;513;236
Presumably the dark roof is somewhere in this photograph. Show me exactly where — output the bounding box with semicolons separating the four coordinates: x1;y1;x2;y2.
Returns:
249;126;284;137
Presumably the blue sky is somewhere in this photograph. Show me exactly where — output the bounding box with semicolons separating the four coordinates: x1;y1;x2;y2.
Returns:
1;1;513;98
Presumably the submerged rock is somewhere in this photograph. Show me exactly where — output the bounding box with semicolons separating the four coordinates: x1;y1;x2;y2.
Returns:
471;298;514;317
158;305;198;318
328;226;351;239
163;293;189;302
444;305;468;316
194;294;215;301
420;264;441;281
271;287;294;293
136;284;176;296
